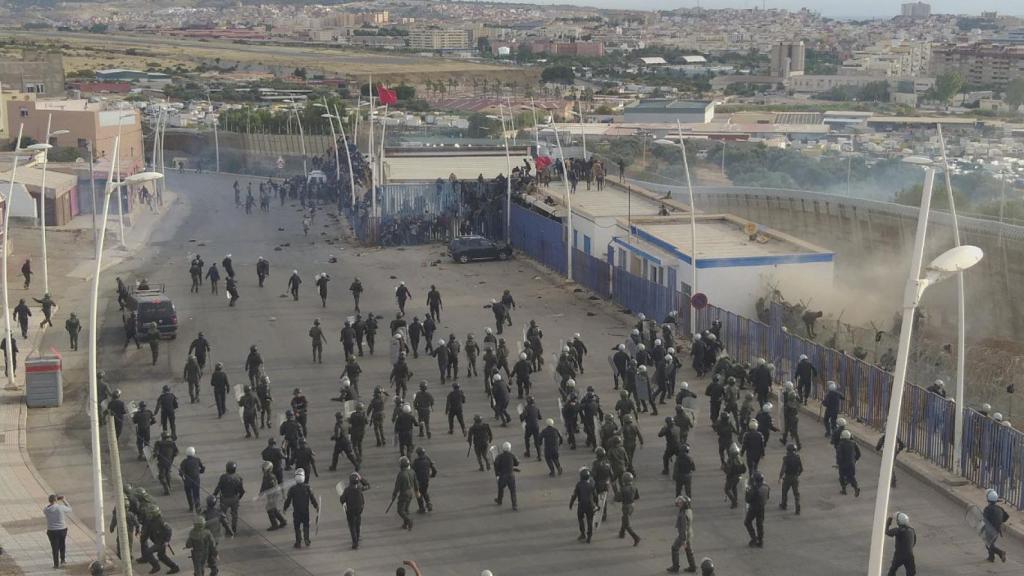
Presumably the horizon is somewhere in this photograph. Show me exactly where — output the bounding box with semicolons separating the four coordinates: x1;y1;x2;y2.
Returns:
486;0;1018;20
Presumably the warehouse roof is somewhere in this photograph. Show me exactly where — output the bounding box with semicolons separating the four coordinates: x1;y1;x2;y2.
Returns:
620;214;832;267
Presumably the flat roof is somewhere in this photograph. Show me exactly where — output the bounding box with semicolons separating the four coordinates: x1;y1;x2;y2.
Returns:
535;183;666;219
0;165;77;197
621;215;833;267
624;99;712;112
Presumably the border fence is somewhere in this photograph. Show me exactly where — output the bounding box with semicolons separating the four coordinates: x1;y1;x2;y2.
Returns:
508;202;1023;510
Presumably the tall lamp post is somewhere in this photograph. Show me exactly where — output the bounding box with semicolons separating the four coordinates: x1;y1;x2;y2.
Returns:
489;106;513;243
936;125;967;474
866;156;983;576
3;154;25;388
205;88;220;172
26;120;69;294
283;100;308;178
551;123;573;281
318;104;357;211
675;121;699;336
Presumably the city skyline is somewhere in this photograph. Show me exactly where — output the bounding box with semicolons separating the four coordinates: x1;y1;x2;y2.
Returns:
497;0;1015;19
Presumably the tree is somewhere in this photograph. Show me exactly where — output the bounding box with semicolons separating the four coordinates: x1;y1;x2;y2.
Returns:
930;72;964;105
395;83;416;101
1006;78;1024;109
540;65;575;85
859;81;890;103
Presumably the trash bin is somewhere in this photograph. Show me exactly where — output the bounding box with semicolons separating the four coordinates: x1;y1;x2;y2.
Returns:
25;354;63;408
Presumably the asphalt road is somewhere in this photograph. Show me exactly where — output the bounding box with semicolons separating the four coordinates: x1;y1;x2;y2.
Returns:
29;171;1024;576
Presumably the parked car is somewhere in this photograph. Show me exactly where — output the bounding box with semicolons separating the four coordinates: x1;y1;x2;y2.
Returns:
449;235;512;263
124;285;178;339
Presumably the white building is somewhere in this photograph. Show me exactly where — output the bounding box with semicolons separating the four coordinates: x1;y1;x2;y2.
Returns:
610;215;834;319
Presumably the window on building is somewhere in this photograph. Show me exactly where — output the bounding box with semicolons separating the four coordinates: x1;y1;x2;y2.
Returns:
617;248;626;269
77;139;88;149
26;83;45;94
19;108;29;118
583;235;591;255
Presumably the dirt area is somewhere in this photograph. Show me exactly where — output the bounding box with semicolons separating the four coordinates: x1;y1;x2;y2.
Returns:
2;30;530;85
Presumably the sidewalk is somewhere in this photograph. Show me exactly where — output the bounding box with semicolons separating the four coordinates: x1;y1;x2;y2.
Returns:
0;188;180;575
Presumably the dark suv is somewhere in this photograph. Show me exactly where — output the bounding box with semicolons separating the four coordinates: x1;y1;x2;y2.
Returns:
449;235;512;263
124;288;178;339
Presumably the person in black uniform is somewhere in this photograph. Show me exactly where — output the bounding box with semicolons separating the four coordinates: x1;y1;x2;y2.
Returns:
261;438;286;484
283;470;319;548
179;447;205;512
744;471;770;548
520;396;542;459
616;471;641;546
493;442;519;510
778;444;803;514
412;447;438;513
445;383;466;435
213;461;245;536
107;389;127;439
569;467;598;543
329;412;360;472
339;472;370;549
468;415;493;471
348;404;367;461
211;363;229;418
426;285;442;321
836;429;861;497
885;512;917;575
983;489;1010;563
153;432;179;495
540;418;564;476
132;401;155;460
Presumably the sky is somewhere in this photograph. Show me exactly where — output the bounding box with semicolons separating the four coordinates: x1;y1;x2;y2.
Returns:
499;1;1014;20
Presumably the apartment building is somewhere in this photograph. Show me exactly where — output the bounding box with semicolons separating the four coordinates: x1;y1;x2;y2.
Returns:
408;28;471;51
931;43;1024;88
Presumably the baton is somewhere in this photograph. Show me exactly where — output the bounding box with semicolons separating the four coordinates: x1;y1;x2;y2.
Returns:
466;443;472;458
385;494;396;514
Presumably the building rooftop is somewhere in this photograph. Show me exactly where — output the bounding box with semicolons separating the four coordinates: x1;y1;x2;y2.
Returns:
534;182;668;219
624;214;832;265
0;165;77;198
624;99;713;112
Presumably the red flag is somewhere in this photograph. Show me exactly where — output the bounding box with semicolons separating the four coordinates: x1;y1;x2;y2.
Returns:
377;85;398;106
535;156;553;172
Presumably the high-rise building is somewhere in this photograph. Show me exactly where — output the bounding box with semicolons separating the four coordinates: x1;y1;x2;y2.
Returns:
931;43;1024;88
408;28;472;51
770;42;805;78
901;2;931;18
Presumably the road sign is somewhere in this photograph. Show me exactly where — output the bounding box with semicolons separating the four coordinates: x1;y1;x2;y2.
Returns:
691;292;708;309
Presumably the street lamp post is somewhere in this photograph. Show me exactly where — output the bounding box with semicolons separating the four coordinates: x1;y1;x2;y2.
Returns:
551;124;573;281
3;153;24;388
331;105;357;209
866;157;984;576
205;88;220;172
26;117;69;295
284;100;308;178
490;106;514;244
113;112;136;249
675;121;699;336
936;125;967;474
316;102;341;185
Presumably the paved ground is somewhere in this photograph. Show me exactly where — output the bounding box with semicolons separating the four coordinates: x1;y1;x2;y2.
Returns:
24;171;1024;575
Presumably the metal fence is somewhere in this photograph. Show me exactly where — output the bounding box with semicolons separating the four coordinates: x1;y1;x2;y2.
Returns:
509;203;566;275
573;250;612;299
505;200;1024;510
